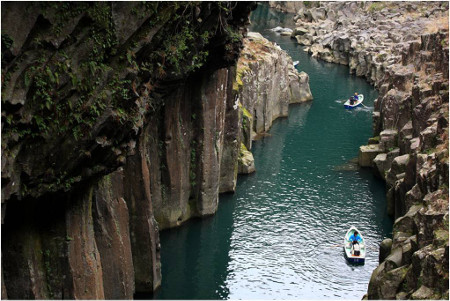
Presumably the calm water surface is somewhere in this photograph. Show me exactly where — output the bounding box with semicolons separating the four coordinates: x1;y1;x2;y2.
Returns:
153;4;392;300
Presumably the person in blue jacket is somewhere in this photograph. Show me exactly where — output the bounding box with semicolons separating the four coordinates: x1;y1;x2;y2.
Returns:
349;230;362;243
349;230;362;256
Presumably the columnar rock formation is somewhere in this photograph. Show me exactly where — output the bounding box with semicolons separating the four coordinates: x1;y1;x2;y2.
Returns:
235;32;313;171
290;2;448;299
1;2;315;299
366;30;449;301
1;2;256;298
292;2;448;86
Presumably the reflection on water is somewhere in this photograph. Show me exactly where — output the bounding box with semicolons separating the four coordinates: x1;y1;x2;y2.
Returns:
153;4;392;300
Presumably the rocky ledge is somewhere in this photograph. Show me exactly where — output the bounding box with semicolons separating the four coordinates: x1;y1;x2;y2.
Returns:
287;2;448;299
234;32;313;172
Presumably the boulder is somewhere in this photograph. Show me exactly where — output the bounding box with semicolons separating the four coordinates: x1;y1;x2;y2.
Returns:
386;154;410;186
385;246;403;271
405;184;423;210
310;7;327;22
238;144;255;174
379;266;409;299
293;26;310;36
358;144;382;167
401;236;418;266
409;137;421;153
373;153;388;179
399;121;413;153
367;261;387;299
411;285;439;300
296;35;313;46
420;123;438;153
379;238;393;262
379;129;399;152
289;71;313;102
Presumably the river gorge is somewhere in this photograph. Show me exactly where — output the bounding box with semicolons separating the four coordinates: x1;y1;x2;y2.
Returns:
154;4;390;299
1;2;448;300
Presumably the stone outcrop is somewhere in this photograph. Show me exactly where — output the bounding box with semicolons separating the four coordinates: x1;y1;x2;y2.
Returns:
235;32;313;158
290;2;449;299
268;1;305;14
1;2;257;298
238;143;255;174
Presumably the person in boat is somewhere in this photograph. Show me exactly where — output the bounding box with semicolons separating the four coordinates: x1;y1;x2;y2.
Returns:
352;241;361;256
349;97;354;105
349;230;362;243
349;230;362;256
353;92;359;102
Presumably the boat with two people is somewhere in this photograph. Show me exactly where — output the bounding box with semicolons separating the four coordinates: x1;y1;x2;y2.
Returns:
344;226;366;264
344;93;364;109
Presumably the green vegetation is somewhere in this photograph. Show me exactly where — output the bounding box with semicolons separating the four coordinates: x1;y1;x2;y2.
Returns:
368;2;386;13
1;1;245;196
233;66;250;92
1;34;13;50
239;142;248;157
239;102;252;132
303;1;313;9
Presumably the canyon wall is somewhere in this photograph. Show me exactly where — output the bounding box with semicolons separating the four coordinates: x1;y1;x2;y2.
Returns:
291;2;449;299
235;32;313;171
1;2;315;299
1;2;256;298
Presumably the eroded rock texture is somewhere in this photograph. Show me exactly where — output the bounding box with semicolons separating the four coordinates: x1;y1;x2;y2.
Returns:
1;2;256;298
234;32;313;171
288;2;448;299
366;30;449;299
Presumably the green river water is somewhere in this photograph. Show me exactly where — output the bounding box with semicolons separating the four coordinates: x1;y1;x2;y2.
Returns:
152;4;392;300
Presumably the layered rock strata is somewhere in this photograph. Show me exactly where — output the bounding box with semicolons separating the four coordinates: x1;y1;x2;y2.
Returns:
235;32;313;171
289;2;449;299
1;2;256;298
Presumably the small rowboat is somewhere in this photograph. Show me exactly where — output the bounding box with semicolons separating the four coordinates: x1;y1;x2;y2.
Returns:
344;226;366;264
344;94;364;109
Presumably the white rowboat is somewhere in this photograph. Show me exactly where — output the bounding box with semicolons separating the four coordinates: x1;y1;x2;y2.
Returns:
343;226;366;264
344;94;364;109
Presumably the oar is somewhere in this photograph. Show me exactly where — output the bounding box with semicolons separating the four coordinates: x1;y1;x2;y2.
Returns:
327;244;344;248
328;244;379;251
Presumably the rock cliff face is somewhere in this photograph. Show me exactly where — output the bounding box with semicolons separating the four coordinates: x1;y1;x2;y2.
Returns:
1;2;256;298
365;30;449;301
268;1;304;14
235;32;313;171
291;2;448;299
292;2;448;86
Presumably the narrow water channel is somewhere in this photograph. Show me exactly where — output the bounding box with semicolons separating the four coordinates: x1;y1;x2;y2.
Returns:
153;4;392;300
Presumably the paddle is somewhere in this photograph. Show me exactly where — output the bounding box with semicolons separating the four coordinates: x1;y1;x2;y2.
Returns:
327;244;378;251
